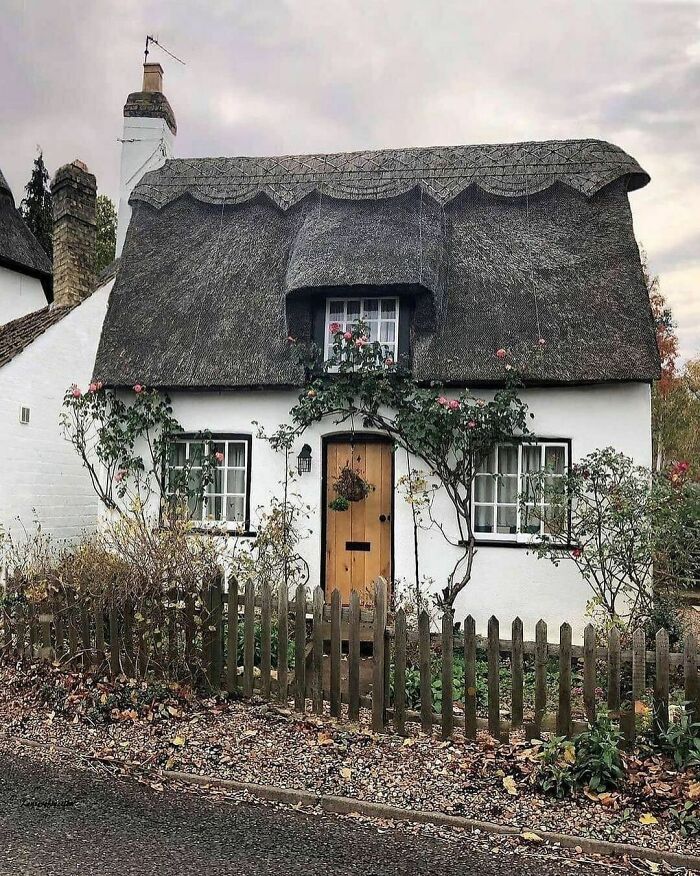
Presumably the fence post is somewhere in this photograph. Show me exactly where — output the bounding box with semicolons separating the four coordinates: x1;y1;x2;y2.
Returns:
329;589;342;718
511;617;523;730
227;578;239;695
394;607;407;736
371;578;387;733
210;577;224;689
632;627;646;738
557;622;572;738
533;619;548;737
184;592;195;676
122;599;134;677
243;579;255;698
654;628;669;736
684;632;699;721
583;623;596;725
276;581;288;704
80;601;92;669
16;602;26;663
487;616;500;739
347;590;360;722
260;579;272;701
39;601;52;662
607;627;620;714
441;609;454;740
109;602;120;677
52;595;64;658
418;610;432;735
312;586;324;715
94;599;105;665
294;583;306;712
464;614;477;740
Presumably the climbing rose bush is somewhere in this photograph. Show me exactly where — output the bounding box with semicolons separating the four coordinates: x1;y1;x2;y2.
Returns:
271;321;537;608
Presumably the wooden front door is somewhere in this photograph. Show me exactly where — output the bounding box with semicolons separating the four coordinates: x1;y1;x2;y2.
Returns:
324;438;393;603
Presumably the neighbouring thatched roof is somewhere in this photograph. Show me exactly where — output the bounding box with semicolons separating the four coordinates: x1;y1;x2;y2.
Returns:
0;168;52;295
94;139;659;388
0;304;75;368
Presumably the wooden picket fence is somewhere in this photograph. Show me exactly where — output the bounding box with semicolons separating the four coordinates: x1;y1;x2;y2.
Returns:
1;578;699;744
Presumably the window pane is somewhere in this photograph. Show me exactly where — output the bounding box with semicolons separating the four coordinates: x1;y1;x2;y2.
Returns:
522;445;541;473
226;496;245;523
474;476;494;503
365;320;377;341
205;495;223;521
520;505;541;535
188;493;203;520
188;468;203;496
227;469;246;495
228;443;246;467
329;301;344;321
545;445;566;474
379;322;395;343
188;442;205;465
206;469;224;493
169;442;187;467
346;300;361;321
381;298;397;318
497;445;517;474
363;299;379;317
476;450;496;474
497;506;517;534
497;476;517;504
544;504;567;537
474;505;494;533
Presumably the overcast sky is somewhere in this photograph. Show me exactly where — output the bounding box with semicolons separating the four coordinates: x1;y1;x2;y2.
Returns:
2;0;698;357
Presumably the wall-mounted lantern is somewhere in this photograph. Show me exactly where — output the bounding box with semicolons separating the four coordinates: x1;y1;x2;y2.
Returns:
297;443;312;474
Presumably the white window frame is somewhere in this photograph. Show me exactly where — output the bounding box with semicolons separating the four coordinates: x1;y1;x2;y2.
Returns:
324;296;400;362
472;441;569;543
167;436;250;531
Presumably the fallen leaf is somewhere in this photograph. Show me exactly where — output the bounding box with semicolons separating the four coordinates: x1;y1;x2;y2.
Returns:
639;812;658;825
520;832;544;843
171;735;186;747
688;782;700;800
502;776;518;797
340;767;352;780
402;737;416;747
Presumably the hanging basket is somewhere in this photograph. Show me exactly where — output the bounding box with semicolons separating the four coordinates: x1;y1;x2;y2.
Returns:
333;465;374;504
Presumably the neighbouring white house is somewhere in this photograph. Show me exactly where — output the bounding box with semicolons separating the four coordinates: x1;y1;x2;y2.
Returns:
92;64;660;639
0;168;52;325
0;160;113;544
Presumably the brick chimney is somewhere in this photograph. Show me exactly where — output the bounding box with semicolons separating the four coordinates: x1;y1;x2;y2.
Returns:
116;61;177;256
51;160;97;308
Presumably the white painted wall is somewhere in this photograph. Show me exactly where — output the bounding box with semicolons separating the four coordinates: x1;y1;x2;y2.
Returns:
0;280;112;545
0;265;47;325
116;116;175;256
160;381;652;641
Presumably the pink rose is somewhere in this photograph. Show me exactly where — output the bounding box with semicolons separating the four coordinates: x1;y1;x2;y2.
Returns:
355;337;368;348
329;322;342;334
476;399;486;407
214;451;225;464
96;381;103;390
343;331;352;341
572;547;583;559
448;399;461;410
114;468;127;483
496;348;507;359
71;385;82;398
437;395;449;407
384;357;394;367
88;382;98;393
133;384;144;394
467;420;476;429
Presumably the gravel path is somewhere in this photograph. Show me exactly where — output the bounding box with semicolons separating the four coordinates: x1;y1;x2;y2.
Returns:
0;746;624;876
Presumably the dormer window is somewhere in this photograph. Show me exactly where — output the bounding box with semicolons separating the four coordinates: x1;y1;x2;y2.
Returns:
324;297;399;362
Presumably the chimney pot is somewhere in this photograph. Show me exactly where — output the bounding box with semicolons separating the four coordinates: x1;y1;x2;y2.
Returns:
51;161;97;308
142;62;164;93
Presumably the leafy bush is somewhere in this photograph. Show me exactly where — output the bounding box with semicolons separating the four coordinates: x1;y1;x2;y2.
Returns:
670;801;700;837
653;704;700;768
535;715;624;798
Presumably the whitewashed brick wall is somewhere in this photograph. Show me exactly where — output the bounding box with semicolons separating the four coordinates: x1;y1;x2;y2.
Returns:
0;281;111;545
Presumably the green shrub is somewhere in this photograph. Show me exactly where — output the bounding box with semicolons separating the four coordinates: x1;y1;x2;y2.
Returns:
670;801;700;837
535;714;624;798
654;704;700;768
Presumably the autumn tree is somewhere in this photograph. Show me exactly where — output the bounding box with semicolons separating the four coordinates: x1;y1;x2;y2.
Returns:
95;194;117;274
20;150;53;259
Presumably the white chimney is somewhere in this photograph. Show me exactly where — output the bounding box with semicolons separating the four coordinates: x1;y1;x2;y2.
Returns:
115;62;176;256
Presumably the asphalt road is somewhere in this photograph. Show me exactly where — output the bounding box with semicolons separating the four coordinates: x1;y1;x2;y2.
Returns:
0;749;610;875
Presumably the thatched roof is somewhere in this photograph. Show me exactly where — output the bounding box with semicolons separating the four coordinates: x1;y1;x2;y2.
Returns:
0;304;75;368
0;168;52;297
94;138;659;388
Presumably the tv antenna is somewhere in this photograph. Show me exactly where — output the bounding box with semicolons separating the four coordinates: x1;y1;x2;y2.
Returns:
144;35;186;66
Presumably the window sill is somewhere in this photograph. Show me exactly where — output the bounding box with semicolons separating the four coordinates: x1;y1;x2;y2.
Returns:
158;525;256;538
465;539;575;550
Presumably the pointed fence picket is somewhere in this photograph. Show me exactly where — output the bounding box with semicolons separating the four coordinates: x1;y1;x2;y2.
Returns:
1;583;697;746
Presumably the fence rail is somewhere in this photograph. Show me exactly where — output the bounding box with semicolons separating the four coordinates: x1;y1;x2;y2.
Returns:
1;578;698;744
